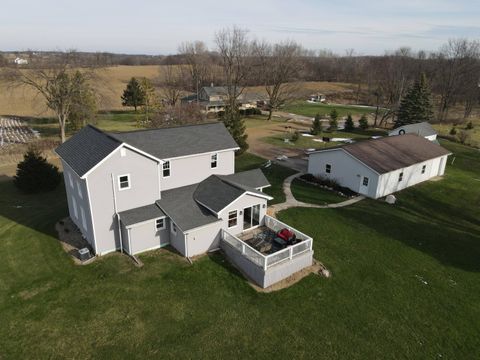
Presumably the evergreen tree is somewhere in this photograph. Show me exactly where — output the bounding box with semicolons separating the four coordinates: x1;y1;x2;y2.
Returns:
222;109;248;154
359;114;369;130
344;114;354;132
121;77;145;111
14;148;61;193
329;108;338;130
311;113;322;135
395;73;433;128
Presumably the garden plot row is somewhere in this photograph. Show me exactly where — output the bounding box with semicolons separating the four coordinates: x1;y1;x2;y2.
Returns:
0;117;39;147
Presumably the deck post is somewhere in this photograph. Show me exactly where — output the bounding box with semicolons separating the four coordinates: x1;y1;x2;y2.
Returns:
242;244;245;255
289;246;293;260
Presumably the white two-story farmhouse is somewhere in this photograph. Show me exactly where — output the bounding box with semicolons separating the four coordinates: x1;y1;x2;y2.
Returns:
56;122;314;288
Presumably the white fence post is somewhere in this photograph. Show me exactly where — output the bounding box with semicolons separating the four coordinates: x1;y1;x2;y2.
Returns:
289;246;293;260
242;243;245;254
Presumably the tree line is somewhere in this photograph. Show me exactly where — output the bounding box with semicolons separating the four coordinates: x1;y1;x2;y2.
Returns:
0;27;478;152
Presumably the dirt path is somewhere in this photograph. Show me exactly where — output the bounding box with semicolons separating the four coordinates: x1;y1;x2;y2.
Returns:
269;173;365;216
245;120;310;160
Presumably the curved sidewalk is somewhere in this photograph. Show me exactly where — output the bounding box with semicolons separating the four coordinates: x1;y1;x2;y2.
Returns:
269;173;365;216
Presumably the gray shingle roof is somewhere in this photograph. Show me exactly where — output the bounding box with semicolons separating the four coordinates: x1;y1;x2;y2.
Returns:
220;169;270;189
202;86;228;96
119;204;165;227
109;122;238;160
156;184;220;232
194;173;271;213
329;134;451;174
389;122;437;137
156;170;272;231
55;125;121;177
194;176;245;213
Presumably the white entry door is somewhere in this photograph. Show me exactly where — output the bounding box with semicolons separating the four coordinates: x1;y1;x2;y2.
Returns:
359;176;370;195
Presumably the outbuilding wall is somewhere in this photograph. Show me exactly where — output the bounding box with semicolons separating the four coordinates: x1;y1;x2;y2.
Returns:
308;149;379;198
376;155;448;198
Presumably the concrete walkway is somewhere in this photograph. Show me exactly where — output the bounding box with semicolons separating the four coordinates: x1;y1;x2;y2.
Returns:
269;173;365;216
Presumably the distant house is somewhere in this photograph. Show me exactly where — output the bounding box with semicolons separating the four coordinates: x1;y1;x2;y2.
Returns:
308;134;451;199
308;93;326;103
182;85;264;113
14;57;28;65
389;122;437;142
55;122;314;288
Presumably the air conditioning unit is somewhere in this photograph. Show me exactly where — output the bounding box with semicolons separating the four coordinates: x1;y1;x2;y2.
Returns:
78;248;91;262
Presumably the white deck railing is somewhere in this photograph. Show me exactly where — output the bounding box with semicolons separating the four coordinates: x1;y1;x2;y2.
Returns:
222;216;313;271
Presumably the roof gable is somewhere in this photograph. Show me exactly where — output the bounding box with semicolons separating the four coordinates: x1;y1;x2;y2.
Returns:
55;125;121;177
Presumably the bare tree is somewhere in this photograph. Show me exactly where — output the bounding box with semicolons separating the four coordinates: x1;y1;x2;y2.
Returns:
214;26;252;112
150;103;206;128
178;41;211;95
158;65;185;106
432;39;480;122
254;40;302;120
1;51;99;142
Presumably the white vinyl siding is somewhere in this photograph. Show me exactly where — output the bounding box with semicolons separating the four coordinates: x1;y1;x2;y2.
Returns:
71;196;78;219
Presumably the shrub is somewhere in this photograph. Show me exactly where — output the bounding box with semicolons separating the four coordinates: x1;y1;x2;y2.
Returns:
359;114;369;130
449;126;457;135
300;174;357;197
252;108;262;115
14;147;61;193
466;121;474;130
329;108;338;130
344;114;354;132
457;130;470;145
311;113;322;135
291;131;299;142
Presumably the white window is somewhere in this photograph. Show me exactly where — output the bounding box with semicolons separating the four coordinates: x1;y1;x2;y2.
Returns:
120;148;126;157
171;222;177;235
118;174;130;190
326;164;332;174
211;153;218;168
68;172;74;188
421;165;426;174
163;161;171;177
362;177;369;186
80;206;87;230
71;196;78;219
155;218;165;231
228;210;238;228
398;172;404;182
76;180;83;199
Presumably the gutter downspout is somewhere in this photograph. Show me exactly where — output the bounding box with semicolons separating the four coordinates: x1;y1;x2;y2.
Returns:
111;173;123;253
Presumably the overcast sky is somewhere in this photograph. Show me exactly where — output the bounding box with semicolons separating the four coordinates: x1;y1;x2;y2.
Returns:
1;0;479;55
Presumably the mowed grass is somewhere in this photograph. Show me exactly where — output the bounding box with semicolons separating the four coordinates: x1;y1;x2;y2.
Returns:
235;152;296;204
291;178;346;205
283;101;383;118
0;141;479;358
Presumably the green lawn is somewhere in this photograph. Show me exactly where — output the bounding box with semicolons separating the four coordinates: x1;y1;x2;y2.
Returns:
283;101;384;118
291;178;346;205
28;111;142;140
235;152;296;204
0;141;479;358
